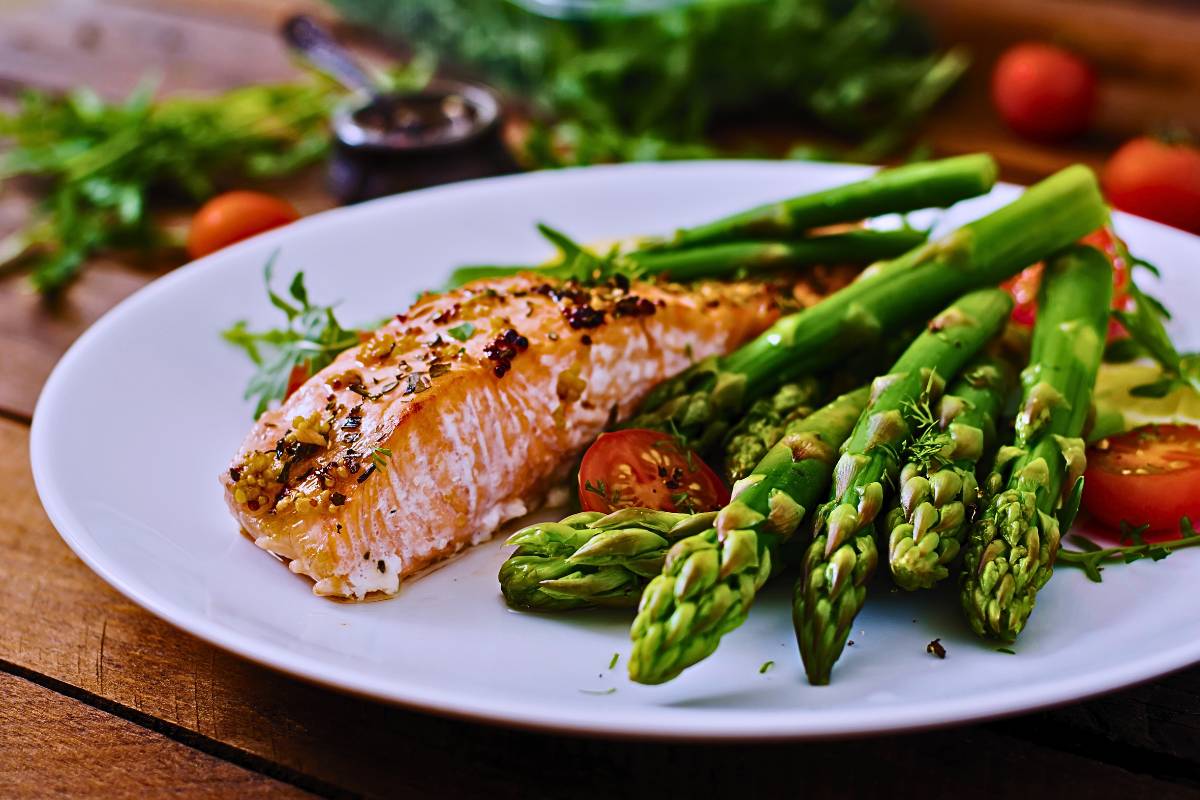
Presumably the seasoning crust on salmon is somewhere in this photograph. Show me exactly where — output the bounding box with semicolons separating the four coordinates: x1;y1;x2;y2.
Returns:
222;274;781;599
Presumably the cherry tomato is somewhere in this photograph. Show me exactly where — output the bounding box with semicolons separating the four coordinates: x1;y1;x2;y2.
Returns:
1102;137;1200;235
992;42;1096;141
1082;424;1200;535
284;363;310;401
187;191;300;259
1000;265;1042;328
578;429;729;514
1002;227;1132;339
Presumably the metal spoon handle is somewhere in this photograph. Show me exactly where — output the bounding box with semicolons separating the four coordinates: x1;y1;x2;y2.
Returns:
281;14;377;96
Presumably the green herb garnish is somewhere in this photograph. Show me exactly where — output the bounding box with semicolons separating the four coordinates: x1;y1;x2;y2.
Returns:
222;253;363;417
1058;517;1200;582
371;447;392;471
0;78;337;293
447;322;476;342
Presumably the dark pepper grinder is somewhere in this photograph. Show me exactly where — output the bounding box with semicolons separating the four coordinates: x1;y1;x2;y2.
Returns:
281;15;518;205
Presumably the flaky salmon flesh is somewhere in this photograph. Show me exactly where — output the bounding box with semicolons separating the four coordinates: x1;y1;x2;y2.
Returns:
222;274;781;599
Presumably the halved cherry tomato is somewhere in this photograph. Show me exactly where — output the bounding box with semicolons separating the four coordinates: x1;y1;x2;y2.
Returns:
1001;227;1132;340
187;191;300;259
1082;424;1200;535
578;429;729;513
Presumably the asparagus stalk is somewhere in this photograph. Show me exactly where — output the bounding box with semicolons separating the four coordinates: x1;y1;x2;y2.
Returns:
627;387;869;685
794;288;1014;685
642;154;997;250
446;229;928;288
721;377;822;484
623;229;928;282
499;509;716;610
960;245;1112;641
627;165;1108;454
885;350;1016;590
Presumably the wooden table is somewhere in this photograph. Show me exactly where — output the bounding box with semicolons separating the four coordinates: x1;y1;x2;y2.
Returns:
3;2;1200;797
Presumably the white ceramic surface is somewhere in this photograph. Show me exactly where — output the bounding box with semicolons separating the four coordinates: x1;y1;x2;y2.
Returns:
30;161;1200;739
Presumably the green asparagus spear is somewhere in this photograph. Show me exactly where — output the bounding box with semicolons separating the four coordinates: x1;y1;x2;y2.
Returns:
885;350;1016;590
627;165;1108;455
960;245;1112;641
642;154;997;250
446;229;928;289
623;229;928;282
721;377;822;484
499;509;716;610
627;387;869;685
794;288;1015;685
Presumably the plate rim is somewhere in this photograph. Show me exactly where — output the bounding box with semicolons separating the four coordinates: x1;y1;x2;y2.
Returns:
29;159;1200;740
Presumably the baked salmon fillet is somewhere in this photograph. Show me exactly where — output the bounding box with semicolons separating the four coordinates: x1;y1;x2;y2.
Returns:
222;274;780;599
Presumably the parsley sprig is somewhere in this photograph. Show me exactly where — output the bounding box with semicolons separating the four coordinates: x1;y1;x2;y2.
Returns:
222;253;363;417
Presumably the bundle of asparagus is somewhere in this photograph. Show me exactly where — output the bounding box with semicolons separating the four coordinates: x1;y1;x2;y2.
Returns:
491;157;1138;691
626;164;1106;454
793;288;1013;685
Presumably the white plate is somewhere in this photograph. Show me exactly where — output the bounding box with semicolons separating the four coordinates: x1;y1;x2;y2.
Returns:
31;161;1200;739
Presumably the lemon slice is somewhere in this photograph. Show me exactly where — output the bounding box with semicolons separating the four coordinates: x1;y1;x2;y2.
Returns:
1094;360;1200;429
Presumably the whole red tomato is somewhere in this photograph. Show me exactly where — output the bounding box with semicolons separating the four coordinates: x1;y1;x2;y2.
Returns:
1102;137;1200;235
992;42;1096;141
187;191;300;259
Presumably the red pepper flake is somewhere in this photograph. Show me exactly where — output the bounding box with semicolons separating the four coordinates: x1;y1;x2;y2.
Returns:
432;304;461;324
330;492;347;506
581;335;593;346
927;639;946;659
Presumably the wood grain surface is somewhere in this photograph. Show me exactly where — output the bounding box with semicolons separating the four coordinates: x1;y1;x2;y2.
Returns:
3;0;1200;797
0;673;314;799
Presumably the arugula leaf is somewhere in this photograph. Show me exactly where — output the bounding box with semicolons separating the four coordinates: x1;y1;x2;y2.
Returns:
1058;517;1200;581
222;254;364;417
1112;244;1200;396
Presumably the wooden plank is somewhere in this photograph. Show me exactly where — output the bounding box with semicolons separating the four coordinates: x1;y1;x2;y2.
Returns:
0;671;313;799
0;416;1197;797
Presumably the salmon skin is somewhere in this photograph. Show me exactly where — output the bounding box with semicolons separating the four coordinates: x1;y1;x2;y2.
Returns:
223;273;780;599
